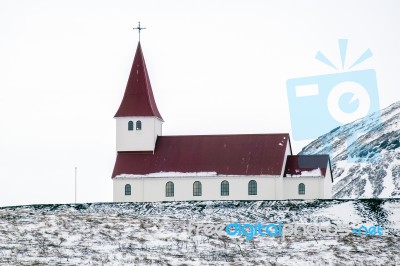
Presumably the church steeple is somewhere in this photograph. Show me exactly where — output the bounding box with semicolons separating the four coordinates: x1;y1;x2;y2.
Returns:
114;42;163;120
114;41;163;152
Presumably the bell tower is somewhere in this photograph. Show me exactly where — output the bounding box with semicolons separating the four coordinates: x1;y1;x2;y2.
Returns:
114;41;163;152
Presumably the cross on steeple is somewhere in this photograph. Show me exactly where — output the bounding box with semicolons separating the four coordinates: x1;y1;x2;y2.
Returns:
133;22;146;42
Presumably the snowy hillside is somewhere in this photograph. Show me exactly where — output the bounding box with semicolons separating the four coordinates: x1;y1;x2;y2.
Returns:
300;101;400;199
0;200;399;265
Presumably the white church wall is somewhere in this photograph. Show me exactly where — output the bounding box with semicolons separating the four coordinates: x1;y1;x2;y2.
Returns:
113;175;281;202
275;143;293;200
113;178;143;202
282;177;325;199
323;162;333;199
115;116;162;151
154;118;162;144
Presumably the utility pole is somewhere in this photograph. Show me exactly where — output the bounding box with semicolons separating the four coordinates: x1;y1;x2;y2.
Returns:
75;167;77;204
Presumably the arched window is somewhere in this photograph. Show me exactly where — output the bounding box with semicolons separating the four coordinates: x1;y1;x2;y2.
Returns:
125;184;131;195
299;183;305;195
128;121;134;131
193;181;202;196
136;120;142;130
221;180;229;196
248;180;257;195
166;181;174;197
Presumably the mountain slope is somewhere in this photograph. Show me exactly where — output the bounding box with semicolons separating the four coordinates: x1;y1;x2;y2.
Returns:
300;101;400;198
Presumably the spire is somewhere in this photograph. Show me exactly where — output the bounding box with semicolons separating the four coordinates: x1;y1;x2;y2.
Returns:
114;42;163;120
133;22;146;42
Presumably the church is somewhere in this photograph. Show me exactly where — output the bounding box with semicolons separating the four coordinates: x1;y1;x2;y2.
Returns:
111;40;333;202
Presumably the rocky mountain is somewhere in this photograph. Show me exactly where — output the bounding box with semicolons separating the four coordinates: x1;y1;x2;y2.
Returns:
300;101;400;199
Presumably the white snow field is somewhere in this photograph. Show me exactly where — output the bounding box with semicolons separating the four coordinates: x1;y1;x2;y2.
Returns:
0;199;399;265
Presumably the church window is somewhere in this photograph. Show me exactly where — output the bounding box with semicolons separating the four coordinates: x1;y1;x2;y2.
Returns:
166;181;174;197
128;121;134;131
299;183;305;195
136;120;142;130
193;181;202;196
125;184;131;195
248;180;257;195
221;180;229;196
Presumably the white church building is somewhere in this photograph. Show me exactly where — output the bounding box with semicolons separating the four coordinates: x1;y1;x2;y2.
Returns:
112;41;333;202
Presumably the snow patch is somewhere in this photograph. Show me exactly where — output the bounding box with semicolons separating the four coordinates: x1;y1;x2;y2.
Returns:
116;171;218;178
287;168;322;177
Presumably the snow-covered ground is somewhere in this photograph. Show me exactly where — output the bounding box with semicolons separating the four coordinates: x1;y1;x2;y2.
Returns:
0;199;399;265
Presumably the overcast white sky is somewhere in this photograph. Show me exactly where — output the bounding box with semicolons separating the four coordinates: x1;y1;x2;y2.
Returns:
0;0;399;207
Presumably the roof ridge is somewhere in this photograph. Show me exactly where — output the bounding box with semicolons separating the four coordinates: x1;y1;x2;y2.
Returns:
289;154;330;157
158;133;290;138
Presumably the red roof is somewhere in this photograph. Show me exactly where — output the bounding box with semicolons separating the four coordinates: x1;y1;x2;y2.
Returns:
284;155;332;180
112;134;290;178
114;42;163;120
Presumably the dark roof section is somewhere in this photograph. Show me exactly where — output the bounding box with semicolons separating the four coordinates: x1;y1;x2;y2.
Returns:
284;155;332;180
114;42;163;120
112;134;290;178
